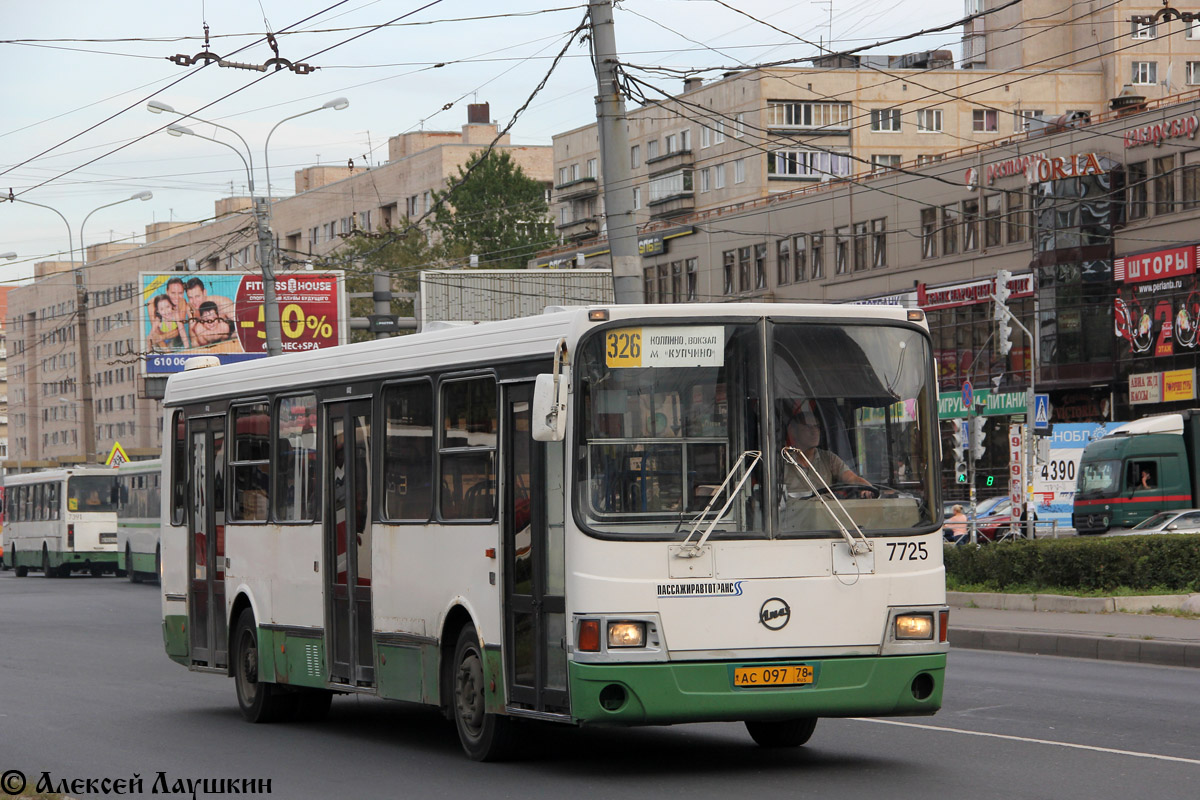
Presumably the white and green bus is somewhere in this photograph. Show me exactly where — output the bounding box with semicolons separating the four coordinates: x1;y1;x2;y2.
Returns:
117;458;162;583
3;467;120;577
160;303;948;760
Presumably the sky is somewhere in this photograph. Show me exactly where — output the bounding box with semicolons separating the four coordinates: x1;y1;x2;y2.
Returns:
0;0;967;285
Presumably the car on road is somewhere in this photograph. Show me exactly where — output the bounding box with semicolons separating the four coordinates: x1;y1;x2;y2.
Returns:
974;497;1039;540
1103;509;1200;537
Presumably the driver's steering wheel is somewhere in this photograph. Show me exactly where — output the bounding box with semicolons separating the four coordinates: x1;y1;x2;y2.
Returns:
812;482;881;500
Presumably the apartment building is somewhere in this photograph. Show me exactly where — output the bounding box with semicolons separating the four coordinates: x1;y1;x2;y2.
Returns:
551;2;1200;245
3;105;552;470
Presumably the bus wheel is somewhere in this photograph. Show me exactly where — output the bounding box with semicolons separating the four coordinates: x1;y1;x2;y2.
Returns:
233;608;296;723
14;550;28;578
451;625;513;761
127;546;142;583
745;718;818;748
41;547;57;579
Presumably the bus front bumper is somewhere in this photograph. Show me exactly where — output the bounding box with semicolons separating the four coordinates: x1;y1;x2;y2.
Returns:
568;653;944;725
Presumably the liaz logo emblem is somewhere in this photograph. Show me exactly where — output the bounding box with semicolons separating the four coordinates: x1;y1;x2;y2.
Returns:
759;597;791;630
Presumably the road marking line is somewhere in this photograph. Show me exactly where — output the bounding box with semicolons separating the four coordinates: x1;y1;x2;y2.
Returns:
852;718;1200;766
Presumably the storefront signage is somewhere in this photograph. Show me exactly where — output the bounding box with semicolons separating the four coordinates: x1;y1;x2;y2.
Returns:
1124;114;1199;149
851;291;917;307
985;153;1045;185
918;272;1034;310
1129;372;1163;405
638;226;696;259
1163;368;1197;402
1115;245;1197;284
1028;152;1104;184
938;390;1028;419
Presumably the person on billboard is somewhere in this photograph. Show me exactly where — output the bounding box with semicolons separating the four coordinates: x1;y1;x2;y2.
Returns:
147;293;191;351
190;301;237;348
184;277;235;325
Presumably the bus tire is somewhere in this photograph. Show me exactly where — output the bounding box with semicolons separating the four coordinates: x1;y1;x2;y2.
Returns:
451;625;513;762
127;546;142;583
42;547;57;579
233;608;296;724
745;718;818;748
15;549;28;578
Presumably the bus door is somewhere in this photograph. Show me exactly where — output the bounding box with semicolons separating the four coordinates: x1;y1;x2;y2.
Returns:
503;383;568;713
324;400;374;687
188;416;227;669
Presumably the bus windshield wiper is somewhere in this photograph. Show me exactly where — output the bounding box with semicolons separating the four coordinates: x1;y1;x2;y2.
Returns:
678;450;761;556
781;446;871;555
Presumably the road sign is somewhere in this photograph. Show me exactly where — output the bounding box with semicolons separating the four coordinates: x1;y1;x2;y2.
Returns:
962;379;973;409
1033;394;1051;429
106;441;129;468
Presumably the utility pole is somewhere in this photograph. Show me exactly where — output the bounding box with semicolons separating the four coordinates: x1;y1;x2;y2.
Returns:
253;197;284;356
75;274;98;464
589;0;643;304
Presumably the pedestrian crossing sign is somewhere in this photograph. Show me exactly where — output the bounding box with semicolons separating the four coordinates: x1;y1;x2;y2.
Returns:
106;441;129;467
1033;394;1050;429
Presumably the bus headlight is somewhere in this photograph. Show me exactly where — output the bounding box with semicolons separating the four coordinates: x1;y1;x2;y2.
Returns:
607;621;646;648
895;614;934;640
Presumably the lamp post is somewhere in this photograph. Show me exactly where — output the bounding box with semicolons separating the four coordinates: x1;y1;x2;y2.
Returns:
1;251;17;260
151;98;349;357
79;190;152;266
1;197;74;265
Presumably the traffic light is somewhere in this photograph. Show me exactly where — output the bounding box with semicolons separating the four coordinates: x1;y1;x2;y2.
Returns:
993;269;1012;319
955;460;968;483
998;315;1014;355
969;416;987;461
951;420;966;454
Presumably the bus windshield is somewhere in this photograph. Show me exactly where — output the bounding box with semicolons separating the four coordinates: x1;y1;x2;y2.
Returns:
576;320;936;537
68;475;119;513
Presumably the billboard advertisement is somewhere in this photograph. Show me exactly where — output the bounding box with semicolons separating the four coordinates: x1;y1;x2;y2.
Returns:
139;271;346;374
1032;423;1108;526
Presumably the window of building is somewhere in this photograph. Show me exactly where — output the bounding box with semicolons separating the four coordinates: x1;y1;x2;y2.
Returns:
793;234;808;281
754;244;767;289
734;158;745;184
810;233;824;280
765;101;852;129
686;258;698;301
713;121;725;144
700;167;711;193
1189;19;1200;39
916;108;943;132
587;158;598;178
1183;159;1200;209
644;267;657;303
657;263;670;302
631;144;641;168
768;149;852;179
920;207;938;259
648;169;693;203
714;162;726;189
1189;62;1200;85
942;205;959;254
870;108;902;132
723;250;735;294
671;261;683;301
1154;155;1175;215
1132;61;1157;85
733;113;745;138
835;226;850;275
1127;160;1148;220
972;109;999;132
777;238;791;285
871;218;887;268
665;133;677;154
738;246;751;291
984;194;1003;247
1015;109;1044;131
647;139;660;159
853;221;869;271
701;126;711;148
1006;190;1027;244
871;154;901;172
440;377;497;520
1131;21;1157;39
680;129;691;151
962;198;980;251
917;153;944;165
633;186;642;210
230;403;270;522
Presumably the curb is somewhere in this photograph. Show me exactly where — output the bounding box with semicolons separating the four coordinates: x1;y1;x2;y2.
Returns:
947;591;1200;614
951;627;1200;669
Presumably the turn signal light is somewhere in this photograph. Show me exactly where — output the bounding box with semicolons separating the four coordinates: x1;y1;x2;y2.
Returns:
939;609;949;643
578;619;601;652
67;524;74;549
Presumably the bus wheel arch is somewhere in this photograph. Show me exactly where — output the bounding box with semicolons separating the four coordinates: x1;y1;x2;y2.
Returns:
227;592;256;677
232;605;295;723
439;604;475;717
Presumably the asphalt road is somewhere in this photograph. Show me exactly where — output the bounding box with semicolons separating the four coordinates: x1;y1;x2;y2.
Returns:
1;570;1197;799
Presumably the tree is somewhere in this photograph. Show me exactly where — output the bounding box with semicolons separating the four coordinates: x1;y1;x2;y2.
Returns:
431;150;554;270
329;220;439;343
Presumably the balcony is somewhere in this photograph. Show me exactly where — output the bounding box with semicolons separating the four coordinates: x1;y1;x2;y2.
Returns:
645;148;694;172
553;176;599;203
647;193;695;220
555;215;601;242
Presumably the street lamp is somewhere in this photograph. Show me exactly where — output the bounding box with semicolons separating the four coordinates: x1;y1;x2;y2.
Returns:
79;190;152;266
1;251;17;260
264;97;349;207
1;196;74;264
153;98;350;358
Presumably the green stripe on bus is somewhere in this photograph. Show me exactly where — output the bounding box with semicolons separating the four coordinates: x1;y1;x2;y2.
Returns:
163;615;189;664
568;654;945;724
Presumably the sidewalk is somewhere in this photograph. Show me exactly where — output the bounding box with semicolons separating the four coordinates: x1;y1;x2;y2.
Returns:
948;592;1200;669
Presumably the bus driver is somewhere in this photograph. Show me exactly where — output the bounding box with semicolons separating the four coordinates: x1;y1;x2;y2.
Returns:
781;403;872;498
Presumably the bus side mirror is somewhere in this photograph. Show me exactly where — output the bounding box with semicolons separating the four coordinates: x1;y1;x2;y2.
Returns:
532;372;567;442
